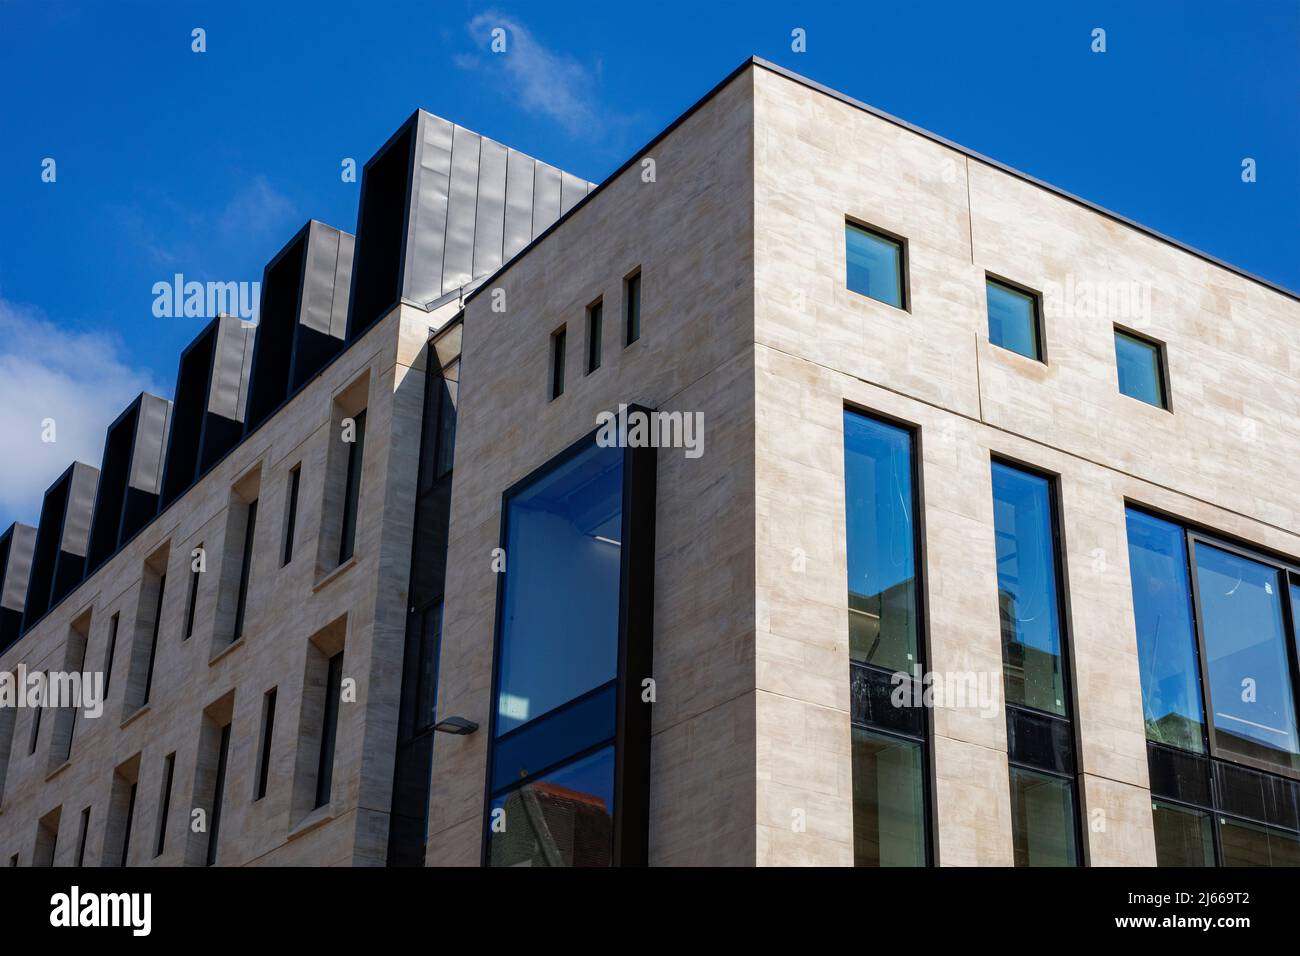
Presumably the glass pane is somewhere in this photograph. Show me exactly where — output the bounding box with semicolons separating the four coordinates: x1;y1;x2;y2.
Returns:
1115;331;1165;407
415;603;442;731
851;728;927;866
1152;801;1215;866
846;224;903;308
497;441;623;735
1009;766;1078;866
992;463;1068;716
1194;542;1300;770
1218;816;1300;867
1125;509;1206;752
987;281;1040;360
488;746;615;867
843;411;919;672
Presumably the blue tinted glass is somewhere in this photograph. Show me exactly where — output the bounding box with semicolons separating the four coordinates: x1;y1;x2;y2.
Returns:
489;745;615;867
987;281;1040;360
1115;331;1165;407
843;411;918;672
846;224;903;308
497;441;623;735
1194;542;1300;770
1124;509;1206;752
991;463;1067;716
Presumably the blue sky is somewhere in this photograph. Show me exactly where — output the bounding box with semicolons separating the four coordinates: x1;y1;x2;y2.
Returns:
0;0;1296;523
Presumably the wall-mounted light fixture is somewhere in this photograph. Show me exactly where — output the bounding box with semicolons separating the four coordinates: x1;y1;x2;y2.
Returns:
432;716;479;735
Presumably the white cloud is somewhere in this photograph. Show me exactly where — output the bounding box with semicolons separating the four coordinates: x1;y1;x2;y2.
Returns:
0;298;162;526
463;12;601;136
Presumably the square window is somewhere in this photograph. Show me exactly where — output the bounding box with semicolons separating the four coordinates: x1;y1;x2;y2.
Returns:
987;278;1042;361
1115;329;1168;408
846;222;905;309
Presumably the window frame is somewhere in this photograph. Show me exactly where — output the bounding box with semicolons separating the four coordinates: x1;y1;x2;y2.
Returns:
989;454;1085;866
585;298;603;374
480;417;657;866
623;269;641;346
845;218;910;312
1113;325;1172;411
841;403;936;866
985;273;1046;363
549;326;567;400
1184;527;1300;781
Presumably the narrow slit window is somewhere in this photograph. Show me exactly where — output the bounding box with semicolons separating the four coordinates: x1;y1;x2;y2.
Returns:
586;301;603;374
624;271;641;345
255;688;277;801
338;413;366;565
550;327;566;400
282;465;301;566
155;752;175;857
184;544;201;640
315;651;344;810
233;500;257;640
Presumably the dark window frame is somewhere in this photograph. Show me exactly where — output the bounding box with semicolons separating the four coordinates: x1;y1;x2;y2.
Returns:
232;500;257;641
255;687;277;801
1129;502;1300;783
845;218;910;312
549;326;567;400
338;410;367;566
282;465;301;567
1113;325;1172;411
623;270;642;346
990;454;1085;866
585;298;603;374
985;273;1047;363
480;419;657;866
842;403;936;866
314;651;344;810
184;545;201;640
155;751;175;858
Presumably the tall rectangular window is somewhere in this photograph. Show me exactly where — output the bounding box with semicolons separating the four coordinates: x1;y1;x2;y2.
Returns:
233;500;258;640
142;572;165;705
432;361;458;480
549;327;566;400
104;612;119;696
184;544;201;640
1125;510;1206;753
842;409;929;866
206;724;231;866
986;277;1043;361
991;460;1079;866
119;783;136;866
1127;506;1300;866
155;752;175;857
1114;328;1168;409
75;806;91;866
486;430;656;866
338;412;366;565
282;465;301;566
586;300;603;373
624;271;641;345
846;221;906;309
315;652;343;810
29;702;42;754
255;688;277;801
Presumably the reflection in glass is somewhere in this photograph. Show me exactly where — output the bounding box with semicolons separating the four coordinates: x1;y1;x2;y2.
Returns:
987;280;1040;360
1194;542;1300;771
1218;816;1300;867
1115;331;1166;408
1009;766;1078;866
497;442;623;736
843;411;919;672
851;727;926;866
992;463;1067;716
489;746;614;867
1151;800;1215;866
846;223;903;308
1125;509;1206;752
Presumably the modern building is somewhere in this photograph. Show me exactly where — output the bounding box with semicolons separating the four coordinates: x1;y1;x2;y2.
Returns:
1;57;1298;867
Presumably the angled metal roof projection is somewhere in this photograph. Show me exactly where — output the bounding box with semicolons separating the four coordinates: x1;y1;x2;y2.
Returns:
346;109;594;340
245;220;355;433
159;315;255;510
23;462;98;632
86;392;172;574
0;523;36;650
1;110;592;648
